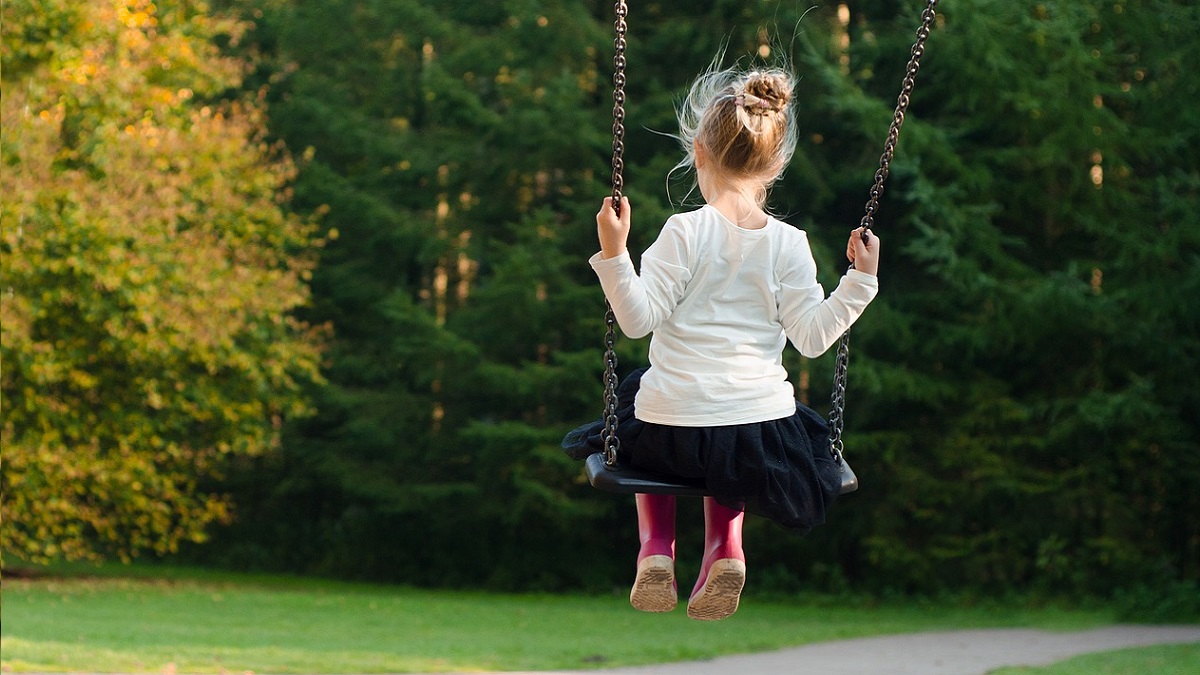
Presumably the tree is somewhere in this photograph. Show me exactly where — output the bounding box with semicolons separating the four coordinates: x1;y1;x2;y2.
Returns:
785;0;1200;594
172;0;622;587
1;0;323;563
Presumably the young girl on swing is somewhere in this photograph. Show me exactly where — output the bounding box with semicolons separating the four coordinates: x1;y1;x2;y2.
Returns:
564;62;880;620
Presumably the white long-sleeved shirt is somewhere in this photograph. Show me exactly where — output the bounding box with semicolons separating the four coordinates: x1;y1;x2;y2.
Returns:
589;205;878;426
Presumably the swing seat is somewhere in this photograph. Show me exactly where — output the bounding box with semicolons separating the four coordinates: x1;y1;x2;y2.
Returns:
585;451;859;496
585;452;709;496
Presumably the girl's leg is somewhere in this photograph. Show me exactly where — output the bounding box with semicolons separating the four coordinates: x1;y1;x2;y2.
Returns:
687;496;746;620
630;493;677;612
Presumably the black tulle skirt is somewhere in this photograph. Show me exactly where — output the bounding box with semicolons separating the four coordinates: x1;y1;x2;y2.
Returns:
562;368;843;533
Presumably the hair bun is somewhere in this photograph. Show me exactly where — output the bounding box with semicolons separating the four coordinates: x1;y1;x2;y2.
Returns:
737;72;791;116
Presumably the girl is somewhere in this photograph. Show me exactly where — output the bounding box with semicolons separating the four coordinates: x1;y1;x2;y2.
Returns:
564;63;880;620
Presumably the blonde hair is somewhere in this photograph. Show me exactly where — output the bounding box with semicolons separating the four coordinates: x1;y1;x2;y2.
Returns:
673;61;798;207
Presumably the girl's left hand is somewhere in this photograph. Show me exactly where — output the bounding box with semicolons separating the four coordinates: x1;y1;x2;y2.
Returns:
846;227;880;276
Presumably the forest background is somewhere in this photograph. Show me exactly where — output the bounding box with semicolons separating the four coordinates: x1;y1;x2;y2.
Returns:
3;0;1198;606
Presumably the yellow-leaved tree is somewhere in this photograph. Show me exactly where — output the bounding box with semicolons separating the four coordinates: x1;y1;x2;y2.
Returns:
1;0;323;562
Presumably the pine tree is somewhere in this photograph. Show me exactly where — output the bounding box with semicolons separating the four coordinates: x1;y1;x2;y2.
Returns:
782;0;1200;593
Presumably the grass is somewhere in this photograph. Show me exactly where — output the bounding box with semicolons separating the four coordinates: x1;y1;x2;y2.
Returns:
0;563;1147;674
991;643;1200;675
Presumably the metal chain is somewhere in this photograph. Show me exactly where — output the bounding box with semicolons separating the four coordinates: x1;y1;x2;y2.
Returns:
858;0;939;233
829;0;939;464
602;304;620;465
602;0;629;466
611;0;628;211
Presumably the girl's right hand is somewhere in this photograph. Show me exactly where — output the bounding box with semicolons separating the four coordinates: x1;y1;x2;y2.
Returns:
597;196;631;260
846;226;880;276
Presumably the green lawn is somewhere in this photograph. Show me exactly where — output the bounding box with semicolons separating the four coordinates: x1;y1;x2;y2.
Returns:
0;565;1144;674
992;643;1200;675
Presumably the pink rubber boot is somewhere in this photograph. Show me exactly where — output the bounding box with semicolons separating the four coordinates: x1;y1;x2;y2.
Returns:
629;493;677;612
687;497;746;620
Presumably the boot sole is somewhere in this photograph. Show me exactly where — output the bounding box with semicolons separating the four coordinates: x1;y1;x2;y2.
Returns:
630;555;677;612
687;558;745;621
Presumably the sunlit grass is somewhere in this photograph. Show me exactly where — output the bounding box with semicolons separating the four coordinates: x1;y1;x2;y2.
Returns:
2;564;1120;673
991;643;1200;675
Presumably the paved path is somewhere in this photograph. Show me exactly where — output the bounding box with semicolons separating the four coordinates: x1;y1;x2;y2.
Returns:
432;625;1200;675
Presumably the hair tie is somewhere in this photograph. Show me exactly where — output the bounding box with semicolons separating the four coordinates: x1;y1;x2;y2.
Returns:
734;93;774;115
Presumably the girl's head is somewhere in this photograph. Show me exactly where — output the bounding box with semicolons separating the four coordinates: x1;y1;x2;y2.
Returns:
674;62;797;207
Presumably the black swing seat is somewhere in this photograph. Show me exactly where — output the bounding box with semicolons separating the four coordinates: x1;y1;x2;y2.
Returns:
585;451;859;496
585;452;709;496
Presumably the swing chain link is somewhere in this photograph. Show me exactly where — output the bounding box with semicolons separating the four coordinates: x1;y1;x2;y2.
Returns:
828;332;852;460
858;0;938;233
602;0;629;467
602;301;621;465
611;0;628;210
831;0;938;464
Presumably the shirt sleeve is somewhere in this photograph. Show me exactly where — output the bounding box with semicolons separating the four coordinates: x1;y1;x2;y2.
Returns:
589;216;692;339
777;239;879;358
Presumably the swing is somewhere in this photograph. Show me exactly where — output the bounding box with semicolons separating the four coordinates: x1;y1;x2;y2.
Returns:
586;1;940;496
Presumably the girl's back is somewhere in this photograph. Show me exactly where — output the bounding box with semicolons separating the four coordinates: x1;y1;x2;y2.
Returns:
596;204;852;426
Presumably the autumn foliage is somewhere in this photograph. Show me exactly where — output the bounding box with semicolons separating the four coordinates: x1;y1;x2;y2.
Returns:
1;0;323;562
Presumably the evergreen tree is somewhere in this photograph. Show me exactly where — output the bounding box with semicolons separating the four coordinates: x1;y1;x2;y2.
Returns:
784;0;1200;593
196;0;629;587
